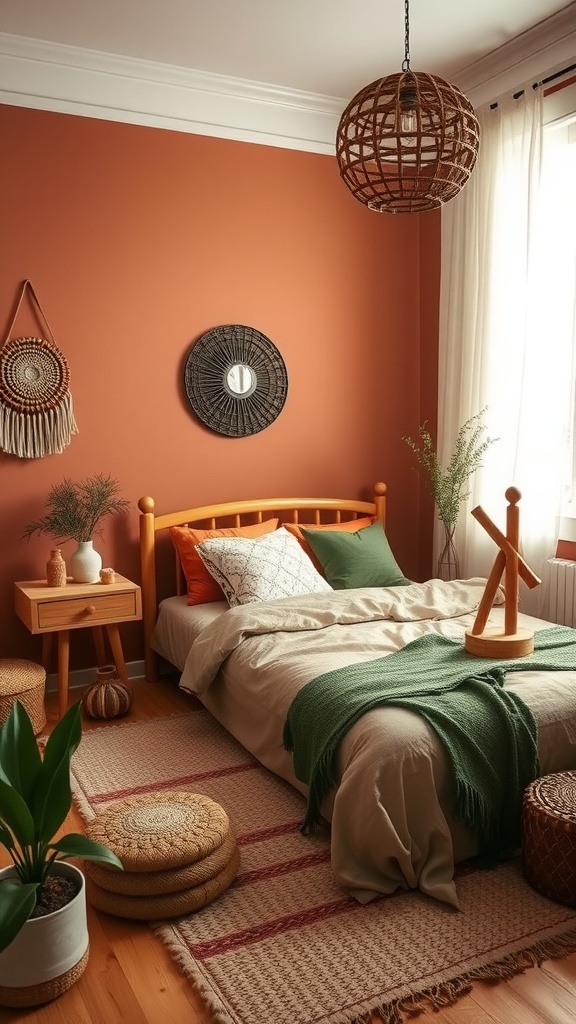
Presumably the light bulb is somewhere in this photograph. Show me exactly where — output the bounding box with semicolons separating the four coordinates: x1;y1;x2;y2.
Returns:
398;81;418;147
400;107;418;148
400;109;417;135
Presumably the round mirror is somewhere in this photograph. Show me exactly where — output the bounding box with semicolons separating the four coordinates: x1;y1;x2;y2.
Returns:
225;363;256;397
184;325;288;437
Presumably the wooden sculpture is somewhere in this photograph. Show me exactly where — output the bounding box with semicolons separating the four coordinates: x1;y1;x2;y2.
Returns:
465;487;541;658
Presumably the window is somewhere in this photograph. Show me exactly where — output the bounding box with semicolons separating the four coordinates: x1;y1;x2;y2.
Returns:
541;105;576;519
438;73;576;591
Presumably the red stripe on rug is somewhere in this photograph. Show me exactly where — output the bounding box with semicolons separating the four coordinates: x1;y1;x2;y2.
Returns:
236;820;309;844
189;897;360;960
234;850;332;887
87;760;259;806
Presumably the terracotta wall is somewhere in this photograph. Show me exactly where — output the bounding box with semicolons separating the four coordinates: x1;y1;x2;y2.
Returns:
557;541;576;561
0;104;440;670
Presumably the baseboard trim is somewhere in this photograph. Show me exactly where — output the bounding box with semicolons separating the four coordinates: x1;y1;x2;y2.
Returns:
46;658;147;694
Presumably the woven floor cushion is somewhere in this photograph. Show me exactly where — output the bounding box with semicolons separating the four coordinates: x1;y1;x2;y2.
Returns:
86;846;240;919
0;659;46;735
84;826;238;895
522;770;576;907
84;791;230;872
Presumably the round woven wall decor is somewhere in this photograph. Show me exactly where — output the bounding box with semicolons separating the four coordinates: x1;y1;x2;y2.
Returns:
0;280;79;458
184;325;288;437
0;336;70;412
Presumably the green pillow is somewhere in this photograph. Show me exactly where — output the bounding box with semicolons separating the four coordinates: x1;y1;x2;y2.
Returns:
301;521;411;590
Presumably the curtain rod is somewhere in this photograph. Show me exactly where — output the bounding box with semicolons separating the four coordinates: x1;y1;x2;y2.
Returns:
540;62;576;88
489;62;576;108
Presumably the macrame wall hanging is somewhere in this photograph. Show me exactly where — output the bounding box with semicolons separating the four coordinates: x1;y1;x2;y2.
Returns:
0;279;79;458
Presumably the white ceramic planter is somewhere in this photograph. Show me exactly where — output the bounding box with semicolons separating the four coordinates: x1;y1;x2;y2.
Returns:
0;862;89;1005
69;540;102;583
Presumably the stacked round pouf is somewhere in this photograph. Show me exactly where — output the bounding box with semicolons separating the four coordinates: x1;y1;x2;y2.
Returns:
83;791;239;918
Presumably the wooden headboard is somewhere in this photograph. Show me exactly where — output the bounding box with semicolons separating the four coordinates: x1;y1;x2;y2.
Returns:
138;482;387;682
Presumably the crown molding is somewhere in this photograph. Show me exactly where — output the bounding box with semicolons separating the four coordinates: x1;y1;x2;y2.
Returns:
456;4;576;108
0;33;342;154
0;9;574;150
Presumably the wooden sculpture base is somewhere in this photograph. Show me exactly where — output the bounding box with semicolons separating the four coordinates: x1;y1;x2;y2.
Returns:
464;627;534;659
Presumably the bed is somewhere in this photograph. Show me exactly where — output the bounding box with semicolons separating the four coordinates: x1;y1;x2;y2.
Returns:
138;482;576;909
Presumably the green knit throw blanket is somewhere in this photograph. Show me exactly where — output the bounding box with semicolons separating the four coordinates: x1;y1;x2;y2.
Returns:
283;626;576;859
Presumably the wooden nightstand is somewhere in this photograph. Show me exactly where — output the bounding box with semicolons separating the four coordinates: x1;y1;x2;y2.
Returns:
14;575;142;719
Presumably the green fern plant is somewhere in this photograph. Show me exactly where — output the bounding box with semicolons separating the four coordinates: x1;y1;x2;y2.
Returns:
22;474;130;544
403;409;498;530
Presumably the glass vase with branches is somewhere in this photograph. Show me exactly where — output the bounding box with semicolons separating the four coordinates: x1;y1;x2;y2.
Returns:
403;408;498;580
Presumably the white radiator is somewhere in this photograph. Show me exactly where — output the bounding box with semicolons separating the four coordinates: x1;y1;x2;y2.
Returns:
545;558;576;627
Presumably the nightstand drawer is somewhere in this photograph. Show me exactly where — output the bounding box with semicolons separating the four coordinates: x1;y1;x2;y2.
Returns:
37;591;138;630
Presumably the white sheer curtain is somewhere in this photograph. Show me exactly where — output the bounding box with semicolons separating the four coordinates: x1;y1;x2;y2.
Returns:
437;85;575;614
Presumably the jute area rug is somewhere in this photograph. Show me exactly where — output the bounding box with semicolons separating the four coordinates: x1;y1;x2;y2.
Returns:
71;706;576;1024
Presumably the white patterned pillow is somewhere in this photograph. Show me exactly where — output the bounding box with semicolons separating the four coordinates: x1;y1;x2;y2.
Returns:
195;527;333;606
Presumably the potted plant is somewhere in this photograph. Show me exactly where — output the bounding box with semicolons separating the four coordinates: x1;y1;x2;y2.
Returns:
22;473;130;583
403;408;498;580
0;699;123;1007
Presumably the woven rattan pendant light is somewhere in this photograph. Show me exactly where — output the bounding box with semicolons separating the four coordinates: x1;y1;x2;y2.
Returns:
336;0;480;213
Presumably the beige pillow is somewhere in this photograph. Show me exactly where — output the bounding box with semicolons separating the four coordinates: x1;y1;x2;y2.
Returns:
196;527;333;606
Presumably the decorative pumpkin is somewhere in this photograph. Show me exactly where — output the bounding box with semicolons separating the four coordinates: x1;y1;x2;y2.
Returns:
82;666;132;720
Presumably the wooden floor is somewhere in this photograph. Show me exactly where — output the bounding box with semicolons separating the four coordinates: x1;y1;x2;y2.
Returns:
1;678;576;1023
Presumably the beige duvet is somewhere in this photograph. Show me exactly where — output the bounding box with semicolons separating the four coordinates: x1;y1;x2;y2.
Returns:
153;579;576;908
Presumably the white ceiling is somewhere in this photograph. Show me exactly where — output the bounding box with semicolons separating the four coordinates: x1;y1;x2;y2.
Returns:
1;1;574;154
1;0;574;101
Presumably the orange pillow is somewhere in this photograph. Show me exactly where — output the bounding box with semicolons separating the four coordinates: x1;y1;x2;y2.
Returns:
171;519;279;605
283;516;376;574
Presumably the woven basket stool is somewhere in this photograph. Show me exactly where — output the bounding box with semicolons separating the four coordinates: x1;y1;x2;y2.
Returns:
522;771;576;907
82;790;240;919
0;659;46;735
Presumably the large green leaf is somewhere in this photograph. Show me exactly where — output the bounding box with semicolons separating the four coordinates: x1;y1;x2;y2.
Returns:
42;701;83;772
32;702;82;839
0;822;15;852
0;779;35;848
33;751;74;844
52;833;124;870
0;701;42;802
0;877;38;953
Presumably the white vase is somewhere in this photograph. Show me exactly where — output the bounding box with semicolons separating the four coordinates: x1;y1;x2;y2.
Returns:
0;862;89;1006
69;540;102;584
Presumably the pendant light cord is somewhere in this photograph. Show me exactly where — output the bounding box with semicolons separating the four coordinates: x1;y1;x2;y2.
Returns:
402;0;411;72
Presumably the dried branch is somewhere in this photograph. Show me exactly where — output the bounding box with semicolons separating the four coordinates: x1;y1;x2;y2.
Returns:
402;409;498;530
22;474;130;544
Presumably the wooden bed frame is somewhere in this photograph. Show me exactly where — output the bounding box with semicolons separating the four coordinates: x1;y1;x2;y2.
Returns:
138;482;387;682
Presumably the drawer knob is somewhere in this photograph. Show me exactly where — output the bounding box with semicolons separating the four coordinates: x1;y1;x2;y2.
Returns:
85;604;96;616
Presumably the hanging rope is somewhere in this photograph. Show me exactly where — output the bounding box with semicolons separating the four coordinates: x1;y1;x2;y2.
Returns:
0;280;79;458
